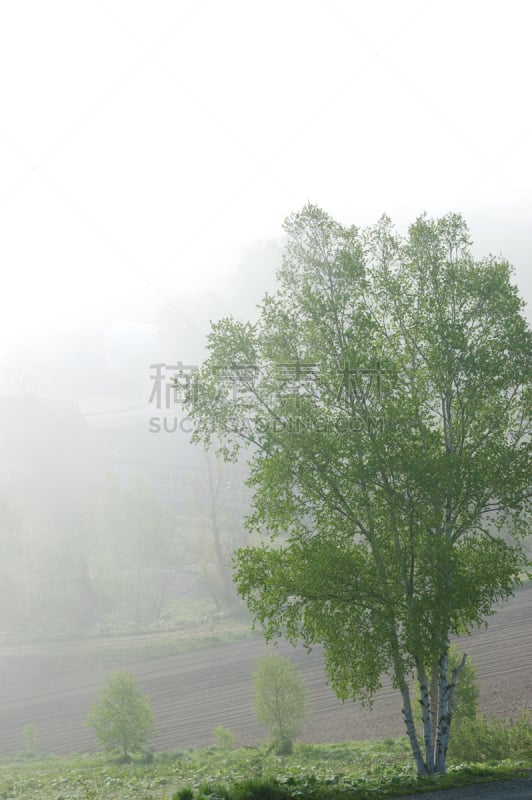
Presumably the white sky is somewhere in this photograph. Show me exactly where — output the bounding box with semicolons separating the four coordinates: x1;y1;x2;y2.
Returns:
1;0;531;363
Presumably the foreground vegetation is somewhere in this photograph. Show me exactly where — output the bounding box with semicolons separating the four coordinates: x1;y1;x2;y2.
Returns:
1;734;530;800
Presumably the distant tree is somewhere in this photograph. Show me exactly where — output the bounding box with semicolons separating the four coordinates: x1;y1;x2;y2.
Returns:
0;495;24;630
123;475;181;627
87;670;155;759
93;473;181;628
253;655;311;754
181;453;250;611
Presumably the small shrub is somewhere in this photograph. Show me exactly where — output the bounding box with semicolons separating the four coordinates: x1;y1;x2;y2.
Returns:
23;722;37;755
197;781;231;800
231;778;283;800
213;725;236;750
173;788;195;800
449;711;532;762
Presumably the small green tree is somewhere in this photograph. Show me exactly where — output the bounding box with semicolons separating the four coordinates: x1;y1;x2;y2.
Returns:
253;655;311;754
23;722;37;755
213;724;236;750
87;670;155;759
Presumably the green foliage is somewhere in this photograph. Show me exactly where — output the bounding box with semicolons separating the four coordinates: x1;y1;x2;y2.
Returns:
451;652;479;726
87;669;155;757
184;205;531;775
0;742;529;800
173;788;195;800
230;777;280;800
449;712;532;763
22;722;36;755
253;655;311;753
213;726;237;750
197;779;232;799
274;739;293;756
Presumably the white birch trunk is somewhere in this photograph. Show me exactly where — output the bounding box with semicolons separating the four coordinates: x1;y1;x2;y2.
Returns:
416;662;435;772
430;663;439;753
399;681;428;776
435;651;466;772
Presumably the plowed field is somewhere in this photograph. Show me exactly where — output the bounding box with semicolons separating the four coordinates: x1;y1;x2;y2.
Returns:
0;585;530;755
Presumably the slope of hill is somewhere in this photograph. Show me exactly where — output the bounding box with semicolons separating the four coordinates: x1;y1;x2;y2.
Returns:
0;584;530;755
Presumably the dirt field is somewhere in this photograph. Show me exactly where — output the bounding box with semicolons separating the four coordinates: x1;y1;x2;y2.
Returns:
0;584;530;755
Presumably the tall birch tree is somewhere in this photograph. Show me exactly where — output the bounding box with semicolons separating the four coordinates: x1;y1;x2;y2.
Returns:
183;206;531;774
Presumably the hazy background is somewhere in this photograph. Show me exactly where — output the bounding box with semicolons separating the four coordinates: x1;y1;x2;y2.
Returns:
0;0;530;636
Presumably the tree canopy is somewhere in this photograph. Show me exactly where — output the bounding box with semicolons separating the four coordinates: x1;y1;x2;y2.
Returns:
253;654;311;753
87;669;155;758
183;206;531;774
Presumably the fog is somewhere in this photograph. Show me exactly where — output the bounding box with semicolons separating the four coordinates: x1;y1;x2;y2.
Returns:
0;0;531;756
1;1;531;616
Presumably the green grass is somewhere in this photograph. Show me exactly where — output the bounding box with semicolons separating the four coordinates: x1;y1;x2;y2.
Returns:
0;739;529;800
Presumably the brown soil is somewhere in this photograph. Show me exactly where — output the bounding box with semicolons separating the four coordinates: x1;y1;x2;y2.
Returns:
0;585;530;755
